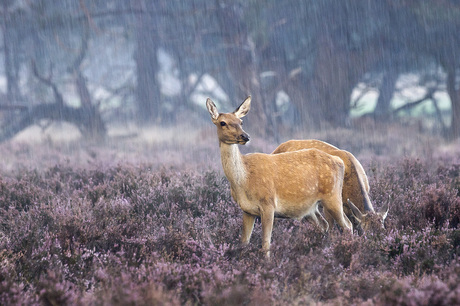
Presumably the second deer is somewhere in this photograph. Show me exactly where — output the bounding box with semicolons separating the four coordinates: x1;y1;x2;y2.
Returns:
206;96;353;257
273;139;389;233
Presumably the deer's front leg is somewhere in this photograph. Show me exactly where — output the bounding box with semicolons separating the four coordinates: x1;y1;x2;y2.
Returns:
260;206;275;258
323;208;335;232
241;212;256;245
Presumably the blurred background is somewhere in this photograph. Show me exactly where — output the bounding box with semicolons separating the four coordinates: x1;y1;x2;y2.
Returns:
0;0;459;170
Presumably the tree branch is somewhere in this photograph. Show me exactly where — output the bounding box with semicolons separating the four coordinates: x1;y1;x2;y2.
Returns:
0;104;27;111
31;60;64;107
393;88;436;114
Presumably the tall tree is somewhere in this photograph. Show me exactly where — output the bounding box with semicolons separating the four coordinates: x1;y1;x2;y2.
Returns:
1;1;23;104
403;1;460;138
216;1;268;134
134;0;162;123
374;69;398;120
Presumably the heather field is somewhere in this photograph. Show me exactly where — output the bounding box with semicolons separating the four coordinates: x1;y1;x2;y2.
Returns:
1;125;460;305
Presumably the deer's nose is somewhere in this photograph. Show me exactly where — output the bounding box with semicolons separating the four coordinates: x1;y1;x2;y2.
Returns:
240;133;250;142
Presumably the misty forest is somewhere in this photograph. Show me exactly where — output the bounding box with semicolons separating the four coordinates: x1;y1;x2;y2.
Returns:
1;1;460;305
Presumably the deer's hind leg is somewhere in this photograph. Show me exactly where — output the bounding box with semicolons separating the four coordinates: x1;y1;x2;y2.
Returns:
242;212;256;245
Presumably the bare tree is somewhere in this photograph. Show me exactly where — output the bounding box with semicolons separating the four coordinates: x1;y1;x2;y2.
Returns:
0;21;106;142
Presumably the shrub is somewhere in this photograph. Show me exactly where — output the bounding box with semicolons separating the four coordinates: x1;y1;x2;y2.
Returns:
1;154;459;304
423;184;460;229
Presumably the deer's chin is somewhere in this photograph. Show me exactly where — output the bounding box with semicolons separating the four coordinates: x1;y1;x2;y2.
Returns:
221;139;249;145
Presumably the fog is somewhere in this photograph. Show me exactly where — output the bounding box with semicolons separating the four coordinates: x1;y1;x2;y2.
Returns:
0;1;459;170
2;3;460;303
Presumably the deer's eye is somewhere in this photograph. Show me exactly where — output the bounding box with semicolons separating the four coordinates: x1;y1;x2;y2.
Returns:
220;122;226;127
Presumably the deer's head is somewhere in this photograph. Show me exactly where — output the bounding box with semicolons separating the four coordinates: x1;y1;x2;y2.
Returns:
206;96;251;145
347;199;389;233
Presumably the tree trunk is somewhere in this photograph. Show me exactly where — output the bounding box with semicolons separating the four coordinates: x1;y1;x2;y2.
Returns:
134;0;162;124
446;65;460;139
311;36;380;128
311;37;358;127
216;2;268;136
374;69;398;120
75;71;106;140
2;4;21;104
284;73;322;131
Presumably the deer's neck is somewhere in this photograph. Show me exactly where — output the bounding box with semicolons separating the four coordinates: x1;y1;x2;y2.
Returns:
219;142;247;187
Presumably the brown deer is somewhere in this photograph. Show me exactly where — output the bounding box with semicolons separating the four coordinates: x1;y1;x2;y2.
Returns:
206;96;353;257
272;140;389;233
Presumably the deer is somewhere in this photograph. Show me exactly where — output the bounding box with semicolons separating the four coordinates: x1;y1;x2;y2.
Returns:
272;139;389;233
206;96;353;257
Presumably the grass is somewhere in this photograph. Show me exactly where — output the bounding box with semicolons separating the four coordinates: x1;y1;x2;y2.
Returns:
0;123;459;305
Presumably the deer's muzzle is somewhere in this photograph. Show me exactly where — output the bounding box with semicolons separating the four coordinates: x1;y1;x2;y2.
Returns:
238;133;250;144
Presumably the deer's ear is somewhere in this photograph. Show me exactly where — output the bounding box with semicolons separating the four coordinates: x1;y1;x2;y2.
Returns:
234;96;251;119
206;98;219;121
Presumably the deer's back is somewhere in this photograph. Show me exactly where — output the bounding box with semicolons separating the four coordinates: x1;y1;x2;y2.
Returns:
272;139;339;155
242;149;344;204
272;139;372;213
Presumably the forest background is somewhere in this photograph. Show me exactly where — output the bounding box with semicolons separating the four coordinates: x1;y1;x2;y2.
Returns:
1;1;460;305
0;0;459;143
